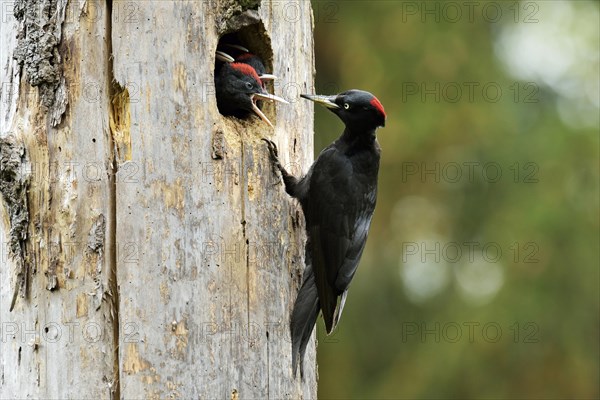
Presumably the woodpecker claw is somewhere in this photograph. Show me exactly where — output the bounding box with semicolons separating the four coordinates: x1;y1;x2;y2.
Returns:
262;138;279;158
262;139;283;175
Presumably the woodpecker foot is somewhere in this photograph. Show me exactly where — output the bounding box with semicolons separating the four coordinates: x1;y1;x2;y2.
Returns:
262;138;284;175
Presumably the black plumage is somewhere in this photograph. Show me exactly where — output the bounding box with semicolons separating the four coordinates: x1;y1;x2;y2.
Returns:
264;89;386;376
215;61;287;127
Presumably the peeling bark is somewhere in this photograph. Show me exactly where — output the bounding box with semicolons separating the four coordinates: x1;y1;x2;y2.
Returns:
0;134;30;310
87;214;106;254
13;0;68;123
212;128;226;160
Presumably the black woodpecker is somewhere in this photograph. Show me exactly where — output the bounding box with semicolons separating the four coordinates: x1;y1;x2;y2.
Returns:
218;44;277;84
215;61;287;127
235;52;276;85
263;89;386;376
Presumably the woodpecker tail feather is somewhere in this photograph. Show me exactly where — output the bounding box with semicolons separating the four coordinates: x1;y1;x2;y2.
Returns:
290;265;320;378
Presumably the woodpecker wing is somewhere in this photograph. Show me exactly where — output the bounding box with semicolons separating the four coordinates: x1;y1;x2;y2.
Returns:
304;143;379;334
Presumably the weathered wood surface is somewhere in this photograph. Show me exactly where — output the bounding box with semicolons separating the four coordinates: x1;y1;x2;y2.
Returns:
1;0;117;397
1;0;316;398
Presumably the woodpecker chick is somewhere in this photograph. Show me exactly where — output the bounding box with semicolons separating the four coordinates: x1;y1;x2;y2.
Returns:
236;52;277;83
220;44;276;83
216;62;287;127
263;89;386;377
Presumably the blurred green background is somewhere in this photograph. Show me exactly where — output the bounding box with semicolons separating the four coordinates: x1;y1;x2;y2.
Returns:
309;1;599;398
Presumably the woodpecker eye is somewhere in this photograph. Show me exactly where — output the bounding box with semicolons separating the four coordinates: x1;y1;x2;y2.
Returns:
246;82;253;90
343;103;350;110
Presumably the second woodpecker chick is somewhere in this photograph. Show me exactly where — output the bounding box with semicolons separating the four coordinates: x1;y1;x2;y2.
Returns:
236;52;277;85
219;44;277;84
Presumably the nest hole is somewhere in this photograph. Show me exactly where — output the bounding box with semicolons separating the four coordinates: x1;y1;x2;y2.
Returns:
215;22;276;125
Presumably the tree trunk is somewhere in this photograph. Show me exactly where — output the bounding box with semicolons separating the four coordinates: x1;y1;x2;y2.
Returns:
1;1;316;398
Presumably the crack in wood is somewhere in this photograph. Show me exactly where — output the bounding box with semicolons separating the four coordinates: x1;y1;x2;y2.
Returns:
106;0;121;397
109;89;132;162
45;229;60;291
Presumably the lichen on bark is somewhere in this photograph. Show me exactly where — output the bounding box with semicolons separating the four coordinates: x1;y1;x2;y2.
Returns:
12;0;68;124
0;135;31;310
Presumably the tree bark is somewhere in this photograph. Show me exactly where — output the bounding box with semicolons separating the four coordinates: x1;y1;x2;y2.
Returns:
1;1;316;398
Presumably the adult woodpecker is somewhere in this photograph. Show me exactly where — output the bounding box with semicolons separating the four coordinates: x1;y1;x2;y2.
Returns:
263;89;386;376
215;61;287;128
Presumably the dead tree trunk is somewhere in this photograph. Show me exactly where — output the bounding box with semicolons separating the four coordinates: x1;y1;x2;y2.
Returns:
1;1;316;398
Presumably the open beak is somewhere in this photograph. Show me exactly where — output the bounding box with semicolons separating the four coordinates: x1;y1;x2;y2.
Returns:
216;51;235;63
224;43;250;53
300;94;340;109
250;92;289;128
259;73;277;81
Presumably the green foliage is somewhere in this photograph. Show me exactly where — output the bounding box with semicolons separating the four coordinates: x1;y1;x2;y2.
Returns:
311;1;599;398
